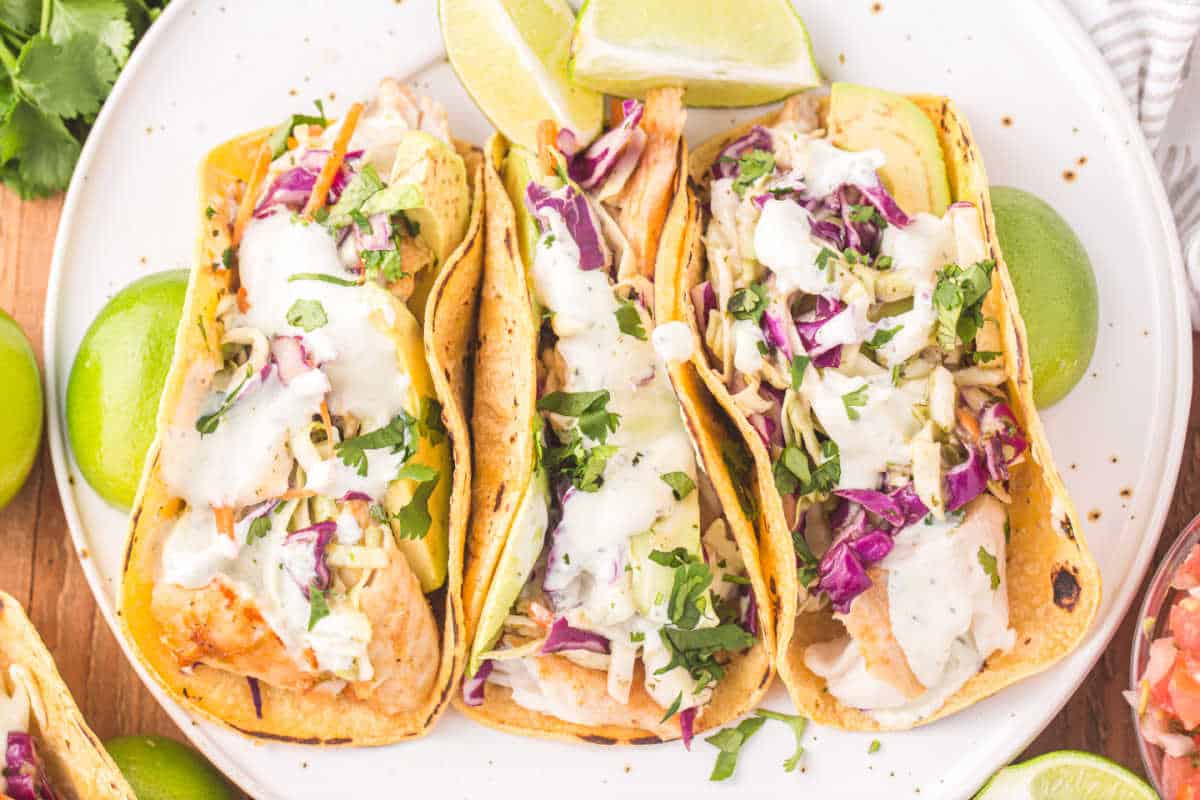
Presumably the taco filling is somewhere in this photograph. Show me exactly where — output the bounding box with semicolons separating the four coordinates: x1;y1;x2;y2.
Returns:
692;95;1027;727
1;666;55;800
148;81;466;715
464;96;759;741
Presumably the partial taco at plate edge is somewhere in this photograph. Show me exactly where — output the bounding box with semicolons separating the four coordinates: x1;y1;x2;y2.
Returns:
119;78;484;744
0;592;135;799
457;89;773;745
672;83;1100;730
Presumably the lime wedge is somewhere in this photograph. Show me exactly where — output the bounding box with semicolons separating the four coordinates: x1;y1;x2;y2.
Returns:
569;0;822;107
975;751;1157;800
440;0;603;151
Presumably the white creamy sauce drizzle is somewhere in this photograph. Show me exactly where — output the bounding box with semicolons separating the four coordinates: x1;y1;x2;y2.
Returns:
157;142;422;677
651;321;695;365
801;369;924;489
805;497;1015;726
753;199;832;295
499;207;712;714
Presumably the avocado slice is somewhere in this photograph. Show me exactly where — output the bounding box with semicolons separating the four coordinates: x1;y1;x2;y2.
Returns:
467;462;550;677
501;146;544;291
374;285;453;592
629;480;703;621
827;83;951;216
384;132;471;265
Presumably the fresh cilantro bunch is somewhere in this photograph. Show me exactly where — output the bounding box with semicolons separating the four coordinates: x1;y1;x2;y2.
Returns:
0;0;168;198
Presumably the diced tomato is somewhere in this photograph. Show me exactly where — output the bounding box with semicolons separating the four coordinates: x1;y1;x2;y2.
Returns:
1156;662;1180;717
1174;545;1200;590
1172;597;1200;655
1163;755;1200;800
1170;659;1200;730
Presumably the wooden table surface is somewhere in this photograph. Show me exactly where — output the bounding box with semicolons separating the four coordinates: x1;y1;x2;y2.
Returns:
1;187;1197;793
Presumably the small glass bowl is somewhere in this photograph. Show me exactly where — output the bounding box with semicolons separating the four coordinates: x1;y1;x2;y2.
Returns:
1130;513;1200;796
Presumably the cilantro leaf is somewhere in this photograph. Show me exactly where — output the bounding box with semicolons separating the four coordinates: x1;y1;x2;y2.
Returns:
334;413;418;477
659;692;683;724
865;325;902;350
755;709;808;772
772;445;811;496
789;355;810;389
706;716;767;781
286;299;327;332
246;515;271;543
933;261;995;349
48;0;135;66
267;102;329;158
418;398;446;445
614;298;647;340
656;624;755;693
307;586;330;631
977;546;1000;590
361;247;405;283
393;467;439;540
649;548;712;630
194;367;252;435
288;272;359;287
727;282;768;323
1;0;41;34
325;164;385;229
732;149;775;197
660;471;695;500
841;384;869;421
0;99;80;198
538;390;620;444
793;530;819;587
15;33;117;118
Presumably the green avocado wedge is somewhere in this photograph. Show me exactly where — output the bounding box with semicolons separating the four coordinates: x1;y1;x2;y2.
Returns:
468;464;549;677
0;309;42;511
67;270;187;510
991;186;1098;408
827;82;952;216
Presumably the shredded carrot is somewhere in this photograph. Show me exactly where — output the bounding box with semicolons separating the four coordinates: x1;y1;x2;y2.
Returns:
231;143;272;247
528;600;553;629
319;401;335;444
536;119;559;174
302;102;364;218
287;135;298;150
236;286;250;313
213;506;235;540
279;488;317;500
957;407;981;443
606;96;625;125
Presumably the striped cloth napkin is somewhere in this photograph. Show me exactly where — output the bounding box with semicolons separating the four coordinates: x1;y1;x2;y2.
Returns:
1063;0;1200;325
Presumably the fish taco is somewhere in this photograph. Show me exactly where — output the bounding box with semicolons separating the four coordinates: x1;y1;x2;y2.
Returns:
671;82;1100;730
119;78;484;744
0;592;135;799
457;89;775;745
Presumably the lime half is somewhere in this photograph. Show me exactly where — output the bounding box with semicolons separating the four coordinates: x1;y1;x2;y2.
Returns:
569;0;821;107
440;0;603;151
975;751;1157;800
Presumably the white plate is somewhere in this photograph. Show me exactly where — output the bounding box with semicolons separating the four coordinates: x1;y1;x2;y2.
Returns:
43;0;1190;797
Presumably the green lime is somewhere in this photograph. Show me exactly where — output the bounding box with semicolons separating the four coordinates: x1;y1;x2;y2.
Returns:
66;270;188;510
975;751;1157;800
991;186;1099;408
441;0;603;152
105;736;234;800
0;309;43;511
569;0;821;107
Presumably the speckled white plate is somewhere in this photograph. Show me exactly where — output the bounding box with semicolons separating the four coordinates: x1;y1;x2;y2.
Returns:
43;0;1190;797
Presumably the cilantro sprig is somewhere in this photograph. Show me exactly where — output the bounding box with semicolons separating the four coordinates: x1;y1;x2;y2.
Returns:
932;260;995;349
0;0;167;198
334;412;418;477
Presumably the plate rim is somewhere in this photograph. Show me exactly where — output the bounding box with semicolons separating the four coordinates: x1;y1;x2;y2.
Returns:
38;0;1192;796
